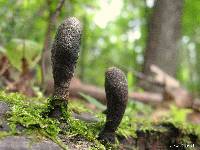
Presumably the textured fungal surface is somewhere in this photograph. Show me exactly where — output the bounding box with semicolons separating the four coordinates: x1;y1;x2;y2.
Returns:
98;67;128;143
49;17;82;118
51;17;82;101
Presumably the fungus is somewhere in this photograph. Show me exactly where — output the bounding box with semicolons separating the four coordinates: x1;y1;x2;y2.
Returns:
49;17;82;118
98;67;128;143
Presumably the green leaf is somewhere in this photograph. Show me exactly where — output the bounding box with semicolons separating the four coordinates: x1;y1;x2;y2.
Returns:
79;92;106;110
6;38;41;71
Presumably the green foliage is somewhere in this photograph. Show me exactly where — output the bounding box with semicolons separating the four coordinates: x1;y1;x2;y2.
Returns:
118;100;153;137
0;0;45;43
182;0;200;36
162;105;200;140
75;0;147;86
117;115;137;138
168;105;191;123
69;100;92;113
67;115;103;141
79;93;106;111
177;0;200;94
6;38;41;71
127;71;135;91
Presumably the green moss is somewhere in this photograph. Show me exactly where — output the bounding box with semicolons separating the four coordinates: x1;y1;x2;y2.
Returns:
44;96;69;120
0;91;105;149
164;105;200;139
0;91;65;149
0;131;12;139
0;90;200;149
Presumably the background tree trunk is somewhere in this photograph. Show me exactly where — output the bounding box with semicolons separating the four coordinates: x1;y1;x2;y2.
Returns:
143;0;183;78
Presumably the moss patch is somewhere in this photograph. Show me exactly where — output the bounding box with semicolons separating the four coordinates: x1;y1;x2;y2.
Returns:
0;91;200;149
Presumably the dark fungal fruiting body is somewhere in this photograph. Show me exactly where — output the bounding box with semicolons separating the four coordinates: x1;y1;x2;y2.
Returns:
49;17;82;118
52;17;82;100
98;67;128;143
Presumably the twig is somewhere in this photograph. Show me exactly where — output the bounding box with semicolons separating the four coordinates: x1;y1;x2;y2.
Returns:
41;0;66;86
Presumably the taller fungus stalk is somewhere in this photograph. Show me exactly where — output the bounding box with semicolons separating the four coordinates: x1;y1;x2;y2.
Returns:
49;17;82;118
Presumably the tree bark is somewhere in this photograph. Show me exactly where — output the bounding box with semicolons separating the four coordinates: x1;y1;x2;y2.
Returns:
143;0;183;77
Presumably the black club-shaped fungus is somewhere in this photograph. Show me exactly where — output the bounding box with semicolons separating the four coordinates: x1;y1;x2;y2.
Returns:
49;17;82;118
98;67;128;143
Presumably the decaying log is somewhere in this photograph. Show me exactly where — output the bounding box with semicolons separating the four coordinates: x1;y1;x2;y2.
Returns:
69;78;162;105
69;78;107;103
150;64;194;108
129;92;163;104
150;64;180;88
45;64;198;111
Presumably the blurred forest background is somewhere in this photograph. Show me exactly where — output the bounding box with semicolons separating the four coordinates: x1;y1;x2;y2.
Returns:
0;0;200;105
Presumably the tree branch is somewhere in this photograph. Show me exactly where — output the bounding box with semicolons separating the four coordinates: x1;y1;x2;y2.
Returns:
41;0;66;86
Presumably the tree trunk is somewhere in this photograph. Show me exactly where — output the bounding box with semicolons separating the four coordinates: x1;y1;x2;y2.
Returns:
143;0;183;77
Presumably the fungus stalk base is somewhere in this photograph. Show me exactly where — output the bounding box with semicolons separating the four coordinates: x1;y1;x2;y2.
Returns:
98;130;116;144
47;96;68;121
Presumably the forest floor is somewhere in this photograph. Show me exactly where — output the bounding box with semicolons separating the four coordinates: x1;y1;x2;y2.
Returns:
0;91;200;150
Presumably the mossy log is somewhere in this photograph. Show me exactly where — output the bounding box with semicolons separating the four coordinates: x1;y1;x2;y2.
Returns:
0;99;200;150
119;124;199;150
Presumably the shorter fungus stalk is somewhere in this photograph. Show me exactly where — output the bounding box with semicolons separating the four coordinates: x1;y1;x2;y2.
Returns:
49;17;82;118
98;67;128;143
